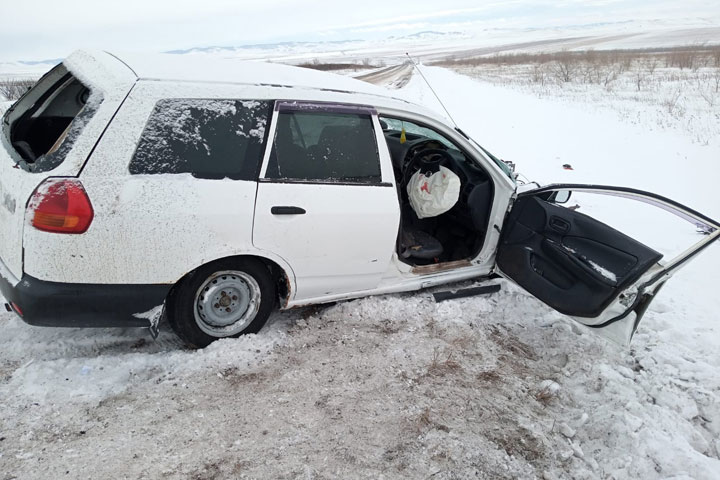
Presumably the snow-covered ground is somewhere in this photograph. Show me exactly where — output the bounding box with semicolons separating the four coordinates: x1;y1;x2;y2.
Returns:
438;58;720;147
1;61;719;478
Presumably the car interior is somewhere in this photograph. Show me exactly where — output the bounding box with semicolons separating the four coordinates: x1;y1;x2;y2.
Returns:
379;116;494;268
9;67;90;167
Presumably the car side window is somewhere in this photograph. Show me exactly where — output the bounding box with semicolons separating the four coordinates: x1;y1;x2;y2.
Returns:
264;106;381;183
130;99;271;180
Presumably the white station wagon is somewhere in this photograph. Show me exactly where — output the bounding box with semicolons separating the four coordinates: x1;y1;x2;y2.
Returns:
1;50;718;348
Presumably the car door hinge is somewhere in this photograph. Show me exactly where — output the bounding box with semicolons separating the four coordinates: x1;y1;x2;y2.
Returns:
506;195;517;213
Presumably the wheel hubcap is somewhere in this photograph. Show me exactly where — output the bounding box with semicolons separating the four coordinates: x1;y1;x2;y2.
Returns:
194;270;261;337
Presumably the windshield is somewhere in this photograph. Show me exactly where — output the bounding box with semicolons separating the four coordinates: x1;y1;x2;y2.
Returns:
383;116;515;181
470;138;515;181
382;117;460;151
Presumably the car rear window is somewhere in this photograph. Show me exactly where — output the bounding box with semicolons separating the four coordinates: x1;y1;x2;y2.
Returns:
264;108;381;183
2;64;100;173
130;99;271;180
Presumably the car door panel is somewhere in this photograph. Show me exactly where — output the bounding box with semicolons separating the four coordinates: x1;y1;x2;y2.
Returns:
497;195;662;317
253;181;399;300
497;184;720;345
253;101;400;302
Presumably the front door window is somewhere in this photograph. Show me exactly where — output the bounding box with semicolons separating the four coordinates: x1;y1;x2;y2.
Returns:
264;103;381;183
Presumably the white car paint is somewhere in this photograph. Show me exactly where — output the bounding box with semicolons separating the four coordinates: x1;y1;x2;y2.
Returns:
11;50;513;304
0;51;135;281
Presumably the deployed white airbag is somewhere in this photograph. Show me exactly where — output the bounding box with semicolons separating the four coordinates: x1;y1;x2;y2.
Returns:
407;166;461;219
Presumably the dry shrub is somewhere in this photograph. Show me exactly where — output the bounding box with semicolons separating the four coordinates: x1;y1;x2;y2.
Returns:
476;370;501;382
0;78;35;101
414;407;450;434
426;347;462;377
534;384;558;406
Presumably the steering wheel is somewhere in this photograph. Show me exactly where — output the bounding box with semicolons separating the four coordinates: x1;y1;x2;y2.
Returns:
402;147;454;188
12;141;37;162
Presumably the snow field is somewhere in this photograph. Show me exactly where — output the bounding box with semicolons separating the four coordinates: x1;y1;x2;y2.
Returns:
441;58;720;148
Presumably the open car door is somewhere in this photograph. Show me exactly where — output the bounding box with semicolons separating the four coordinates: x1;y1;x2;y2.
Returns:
496;184;720;345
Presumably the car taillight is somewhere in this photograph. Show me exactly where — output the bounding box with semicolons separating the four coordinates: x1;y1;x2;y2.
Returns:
10;302;23;317
29;179;94;234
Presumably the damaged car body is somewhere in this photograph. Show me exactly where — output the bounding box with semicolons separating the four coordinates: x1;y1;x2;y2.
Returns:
0;50;717;348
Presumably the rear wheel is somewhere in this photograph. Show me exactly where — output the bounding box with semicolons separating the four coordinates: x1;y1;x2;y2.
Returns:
167;258;276;348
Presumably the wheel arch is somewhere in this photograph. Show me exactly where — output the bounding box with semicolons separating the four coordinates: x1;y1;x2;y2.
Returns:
166;253;295;309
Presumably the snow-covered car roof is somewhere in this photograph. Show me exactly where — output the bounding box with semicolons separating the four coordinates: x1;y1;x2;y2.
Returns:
62;49;436;118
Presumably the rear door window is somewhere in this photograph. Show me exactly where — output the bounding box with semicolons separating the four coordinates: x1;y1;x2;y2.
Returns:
264;102;381;183
130;99;271;180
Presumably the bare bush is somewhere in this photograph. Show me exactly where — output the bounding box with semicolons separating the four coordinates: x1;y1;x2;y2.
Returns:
698;77;718;107
553;54;577;83
668;50;696;70
699;88;716;108
531;64;547;85
619;56;633;74
647;59;658;76
0;78;35;101
635;71;645;91
663;88;683;116
581;63;601;84
602;68;618;89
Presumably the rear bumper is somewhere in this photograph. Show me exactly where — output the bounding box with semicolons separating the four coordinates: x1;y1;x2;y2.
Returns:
0;259;171;327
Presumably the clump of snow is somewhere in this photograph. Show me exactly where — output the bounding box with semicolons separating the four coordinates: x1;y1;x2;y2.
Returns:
588;260;618;282
132;304;164;329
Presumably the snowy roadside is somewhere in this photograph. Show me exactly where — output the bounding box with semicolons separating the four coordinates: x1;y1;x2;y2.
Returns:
1;66;719;479
2;276;718;478
0;100;12;115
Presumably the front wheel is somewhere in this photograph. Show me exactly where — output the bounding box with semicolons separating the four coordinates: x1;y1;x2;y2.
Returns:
167;258;276;348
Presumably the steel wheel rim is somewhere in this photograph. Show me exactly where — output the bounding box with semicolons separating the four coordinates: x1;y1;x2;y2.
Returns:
193;270;261;337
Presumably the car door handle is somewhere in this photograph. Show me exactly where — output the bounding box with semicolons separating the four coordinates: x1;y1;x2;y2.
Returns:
549;216;570;233
271;206;306;215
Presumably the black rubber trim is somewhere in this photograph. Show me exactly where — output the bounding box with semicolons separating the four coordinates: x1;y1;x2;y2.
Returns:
275;100;377;116
433;284;501;302
0;272;171;328
259;178;393;187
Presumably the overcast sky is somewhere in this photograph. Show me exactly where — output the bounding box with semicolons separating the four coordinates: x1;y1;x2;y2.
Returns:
2;0;718;62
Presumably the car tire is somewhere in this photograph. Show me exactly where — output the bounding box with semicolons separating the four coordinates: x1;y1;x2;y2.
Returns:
167;258;276;349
